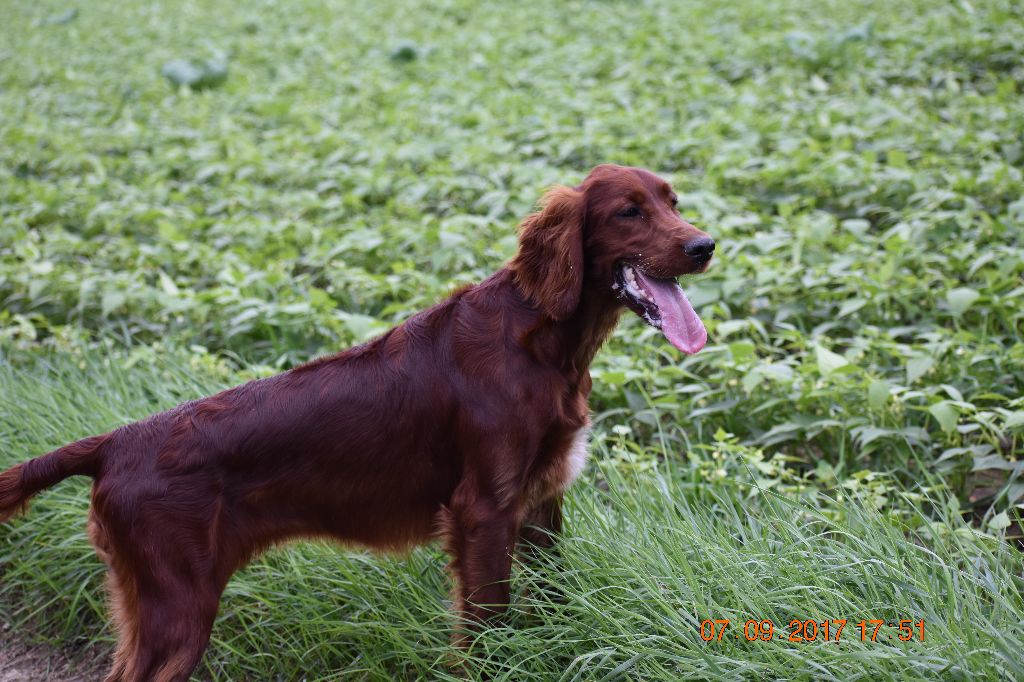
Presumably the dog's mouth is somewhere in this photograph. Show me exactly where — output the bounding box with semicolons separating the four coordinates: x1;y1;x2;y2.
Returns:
613;264;707;355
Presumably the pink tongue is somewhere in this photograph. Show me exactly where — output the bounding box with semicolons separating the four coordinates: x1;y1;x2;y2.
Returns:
634;270;707;354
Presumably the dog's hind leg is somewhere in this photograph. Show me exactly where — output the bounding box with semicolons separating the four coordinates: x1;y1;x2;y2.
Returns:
126;582;221;682
92;539;221;682
91;501;226;682
100;564;142;682
88;512;139;682
111;534;225;682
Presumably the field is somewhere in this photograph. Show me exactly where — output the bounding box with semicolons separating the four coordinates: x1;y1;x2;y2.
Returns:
1;0;1023;679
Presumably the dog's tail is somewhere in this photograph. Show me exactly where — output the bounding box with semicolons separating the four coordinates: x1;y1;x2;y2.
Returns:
0;434;109;523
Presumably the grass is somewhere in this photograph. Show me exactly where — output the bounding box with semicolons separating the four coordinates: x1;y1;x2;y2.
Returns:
1;0;1023;678
2;349;1022;681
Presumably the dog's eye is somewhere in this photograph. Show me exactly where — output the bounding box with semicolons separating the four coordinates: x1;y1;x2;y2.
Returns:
669;195;678;207
618;206;642;218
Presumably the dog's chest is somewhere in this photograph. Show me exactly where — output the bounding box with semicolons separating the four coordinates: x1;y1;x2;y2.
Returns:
526;423;590;506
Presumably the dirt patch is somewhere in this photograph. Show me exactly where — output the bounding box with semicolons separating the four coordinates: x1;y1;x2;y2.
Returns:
0;628;107;682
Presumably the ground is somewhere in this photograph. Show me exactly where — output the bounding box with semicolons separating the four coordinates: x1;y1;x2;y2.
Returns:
0;630;106;682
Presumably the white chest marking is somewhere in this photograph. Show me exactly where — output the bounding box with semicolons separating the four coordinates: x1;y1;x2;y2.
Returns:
563;427;590;488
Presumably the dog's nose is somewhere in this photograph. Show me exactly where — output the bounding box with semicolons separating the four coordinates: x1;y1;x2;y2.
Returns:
684;237;715;259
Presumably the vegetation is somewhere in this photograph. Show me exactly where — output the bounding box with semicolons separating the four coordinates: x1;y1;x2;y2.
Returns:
1;0;1022;679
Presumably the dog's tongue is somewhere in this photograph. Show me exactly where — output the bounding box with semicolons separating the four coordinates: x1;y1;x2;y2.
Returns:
634;270;707;354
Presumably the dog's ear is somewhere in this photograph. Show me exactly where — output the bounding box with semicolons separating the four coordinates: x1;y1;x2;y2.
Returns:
511;186;584;321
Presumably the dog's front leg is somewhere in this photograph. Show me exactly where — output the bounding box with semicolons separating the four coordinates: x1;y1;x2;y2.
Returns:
440;491;517;644
517;495;566;607
519;494;562;553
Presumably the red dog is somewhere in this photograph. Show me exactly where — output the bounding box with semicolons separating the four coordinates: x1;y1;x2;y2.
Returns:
0;164;714;681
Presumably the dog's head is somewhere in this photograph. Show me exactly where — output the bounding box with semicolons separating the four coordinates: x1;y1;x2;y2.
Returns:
511;164;714;354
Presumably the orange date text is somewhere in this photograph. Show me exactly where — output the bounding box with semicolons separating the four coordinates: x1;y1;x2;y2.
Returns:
699;618;925;643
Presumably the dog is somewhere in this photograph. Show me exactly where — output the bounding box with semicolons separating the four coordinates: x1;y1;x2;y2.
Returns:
0;164;714;681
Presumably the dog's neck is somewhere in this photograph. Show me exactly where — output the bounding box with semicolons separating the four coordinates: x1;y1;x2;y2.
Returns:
530;284;623;377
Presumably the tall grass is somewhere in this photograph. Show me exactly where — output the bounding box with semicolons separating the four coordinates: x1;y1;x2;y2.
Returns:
2;350;1022;680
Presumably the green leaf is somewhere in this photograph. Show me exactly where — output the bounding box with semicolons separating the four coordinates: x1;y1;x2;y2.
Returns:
162;54;229;89
715;320;749;338
158;271;180;296
906;355;934;384
946;287;980;316
599;371;627;386
940;384;964;403
988;511;1011;531
742;367;765;393
685;282;720;308
852;426;892;447
886;148;907;167
928;401;959;433
162;60;203;87
868;380;890;410
338;312;387;342
101;290;126;317
840;219;870;236
390;41;419;63
1004;411;1024;430
728;341;756;362
815;345;850;375
40;8;78;25
972;455;1024;472
837;298;867;318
